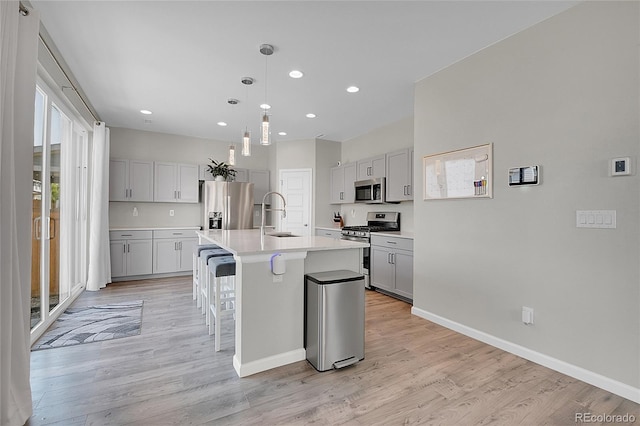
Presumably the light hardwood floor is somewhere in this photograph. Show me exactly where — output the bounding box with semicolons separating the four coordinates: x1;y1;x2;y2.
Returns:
28;277;638;425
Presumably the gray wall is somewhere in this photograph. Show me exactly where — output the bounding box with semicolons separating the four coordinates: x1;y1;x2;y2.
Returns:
274;138;342;230
413;1;639;389
109;127;270;228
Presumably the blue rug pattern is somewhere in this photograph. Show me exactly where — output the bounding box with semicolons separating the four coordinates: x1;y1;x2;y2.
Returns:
31;300;143;351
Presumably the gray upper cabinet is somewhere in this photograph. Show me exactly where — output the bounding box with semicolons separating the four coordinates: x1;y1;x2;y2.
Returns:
330;162;356;204
109;158;154;202
154;162;199;203
356;154;386;180
386;148;414;202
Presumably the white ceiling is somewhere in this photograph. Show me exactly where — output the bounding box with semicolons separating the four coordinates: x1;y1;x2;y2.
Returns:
31;1;577;143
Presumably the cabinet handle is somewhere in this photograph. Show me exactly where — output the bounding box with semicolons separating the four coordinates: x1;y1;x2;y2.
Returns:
121;234;133;237
178;190;181;199
34;217;41;240
123;243;126;254
386;241;397;244
179;241;182;250
127;243;130;253
388;253;392;264
407;185;411;195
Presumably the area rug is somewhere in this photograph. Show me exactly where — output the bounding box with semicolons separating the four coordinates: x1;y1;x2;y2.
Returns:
31;300;143;351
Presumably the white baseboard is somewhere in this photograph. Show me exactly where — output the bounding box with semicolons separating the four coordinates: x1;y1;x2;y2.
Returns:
233;348;306;378
411;306;640;404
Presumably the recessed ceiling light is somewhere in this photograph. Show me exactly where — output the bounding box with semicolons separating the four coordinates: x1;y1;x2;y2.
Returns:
278;131;287;136
140;109;153;115
346;86;360;93
306;113;316;119
260;104;271;110
217;122;227;127
289;70;304;79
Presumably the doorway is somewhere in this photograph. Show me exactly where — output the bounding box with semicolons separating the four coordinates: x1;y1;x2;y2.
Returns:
30;81;89;340
278;169;312;236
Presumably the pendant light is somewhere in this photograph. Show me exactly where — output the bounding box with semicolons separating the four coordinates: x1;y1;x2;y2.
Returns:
242;130;251;156
228;144;236;166
241;77;254;156
226;97;239;165
259;44;274;146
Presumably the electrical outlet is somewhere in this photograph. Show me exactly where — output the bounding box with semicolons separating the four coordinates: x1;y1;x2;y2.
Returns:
273;274;283;283
169;209;175;217
522;306;534;325
133;207;138;217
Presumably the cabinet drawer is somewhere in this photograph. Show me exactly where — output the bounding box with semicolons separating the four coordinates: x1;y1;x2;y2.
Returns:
153;229;198;239
315;229;341;239
109;230;153;240
370;234;413;251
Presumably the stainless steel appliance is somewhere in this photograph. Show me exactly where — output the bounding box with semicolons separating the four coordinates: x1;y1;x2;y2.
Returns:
202;181;254;230
305;270;365;371
341;211;400;288
354;177;386;203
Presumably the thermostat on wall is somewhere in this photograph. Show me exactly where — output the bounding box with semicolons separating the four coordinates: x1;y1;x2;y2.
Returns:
611;157;631;176
508;165;539;186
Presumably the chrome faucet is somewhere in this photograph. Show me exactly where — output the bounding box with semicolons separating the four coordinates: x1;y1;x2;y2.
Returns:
261;191;287;237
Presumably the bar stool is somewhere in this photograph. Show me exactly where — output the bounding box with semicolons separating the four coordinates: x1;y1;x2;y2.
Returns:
192;244;220;302
207;256;236;351
198;248;232;316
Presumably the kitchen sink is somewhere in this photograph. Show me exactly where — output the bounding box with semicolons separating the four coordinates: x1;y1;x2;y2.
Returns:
267;232;299;238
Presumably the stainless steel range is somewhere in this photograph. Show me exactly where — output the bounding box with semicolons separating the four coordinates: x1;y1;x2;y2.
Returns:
341;212;400;288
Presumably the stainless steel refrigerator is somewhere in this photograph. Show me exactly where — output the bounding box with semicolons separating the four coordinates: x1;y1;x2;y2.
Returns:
202;181;254;230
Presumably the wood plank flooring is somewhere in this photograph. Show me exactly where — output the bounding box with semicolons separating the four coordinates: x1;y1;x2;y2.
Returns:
28;277;639;425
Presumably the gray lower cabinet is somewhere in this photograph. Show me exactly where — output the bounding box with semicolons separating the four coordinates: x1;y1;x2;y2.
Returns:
370;234;413;300
109;230;153;278
152;229;198;274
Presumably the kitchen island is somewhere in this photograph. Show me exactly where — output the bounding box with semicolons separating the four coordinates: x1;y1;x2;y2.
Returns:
197;229;368;377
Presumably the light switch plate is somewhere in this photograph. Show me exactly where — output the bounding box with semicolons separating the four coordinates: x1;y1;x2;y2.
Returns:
576;210;616;229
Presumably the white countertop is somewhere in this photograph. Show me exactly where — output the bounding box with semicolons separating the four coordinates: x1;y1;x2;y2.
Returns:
110;226;201;231
198;229;368;256
372;231;414;239
315;226;342;231
315;226;414;240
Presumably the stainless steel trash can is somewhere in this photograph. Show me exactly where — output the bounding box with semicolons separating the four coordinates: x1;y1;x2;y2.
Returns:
305;270;365;371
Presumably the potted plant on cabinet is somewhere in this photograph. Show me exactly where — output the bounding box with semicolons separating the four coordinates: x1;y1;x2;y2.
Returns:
207;158;236;181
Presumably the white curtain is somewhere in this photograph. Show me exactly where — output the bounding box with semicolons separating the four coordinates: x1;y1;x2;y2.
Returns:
86;122;111;291
0;2;39;425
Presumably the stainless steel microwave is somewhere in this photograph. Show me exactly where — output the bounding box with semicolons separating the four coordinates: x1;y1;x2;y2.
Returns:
354;178;385;203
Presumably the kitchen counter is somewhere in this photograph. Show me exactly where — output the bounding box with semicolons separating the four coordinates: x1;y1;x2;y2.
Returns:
373;231;414;239
110;226;201;231
197;229;368;377
199;229;366;255
315;225;342;231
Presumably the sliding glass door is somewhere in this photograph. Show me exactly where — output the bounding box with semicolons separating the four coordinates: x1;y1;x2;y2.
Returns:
31;81;89;334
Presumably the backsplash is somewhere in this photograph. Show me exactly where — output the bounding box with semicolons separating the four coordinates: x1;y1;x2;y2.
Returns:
336;202;413;232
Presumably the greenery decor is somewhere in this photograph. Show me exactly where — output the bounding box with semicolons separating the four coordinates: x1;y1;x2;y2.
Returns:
207;158;236;181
